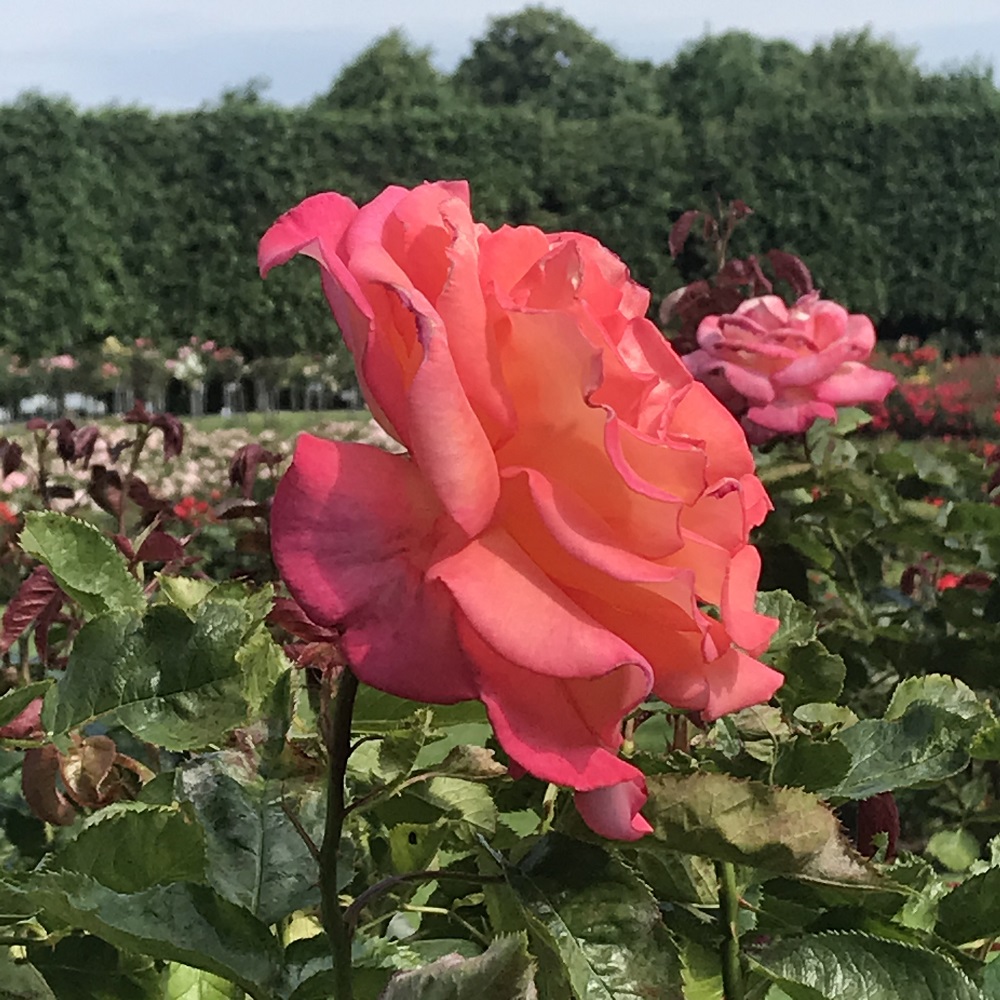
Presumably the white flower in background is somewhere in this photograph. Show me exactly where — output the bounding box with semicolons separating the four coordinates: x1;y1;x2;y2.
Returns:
172;345;207;385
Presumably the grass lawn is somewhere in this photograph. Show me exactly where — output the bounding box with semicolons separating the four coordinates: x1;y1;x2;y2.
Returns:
189;408;371;435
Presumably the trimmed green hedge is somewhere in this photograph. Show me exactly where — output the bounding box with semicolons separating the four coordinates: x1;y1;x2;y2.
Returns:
2;98;998;357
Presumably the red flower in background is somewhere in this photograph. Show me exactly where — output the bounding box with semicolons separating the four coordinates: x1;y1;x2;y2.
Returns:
173;495;211;522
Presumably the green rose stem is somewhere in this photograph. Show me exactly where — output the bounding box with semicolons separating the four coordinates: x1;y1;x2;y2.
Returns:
320;665;360;1000
715;860;745;1000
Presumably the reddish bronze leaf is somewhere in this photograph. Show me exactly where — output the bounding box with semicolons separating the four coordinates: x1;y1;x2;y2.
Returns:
668;209;704;259
766;250;815;296
123;400;152;425
23;745;76;826
856;792;899;861
127;477;171;514
88;465;124;518
268;596;340;642
71;425;101;467
0;698;43;739
49;418;77;463
0;565;64;654
108;439;134;463
229;443;283;499
286;641;344;673
0;438;23;479
136;530;186;564
151;413;184;460
716;258;753;287
745;255;774;294
729;199;754;221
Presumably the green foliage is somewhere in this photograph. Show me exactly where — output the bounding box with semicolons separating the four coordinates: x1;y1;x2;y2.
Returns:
641;772;872;885
751;932;984;999
925;829;981;872
51;802;207;892
171;761;326;925
317;30;456;113
453;7;658;118
20;512;144;616
0;681;51;730
163;964;242;1000
510;835;683;998
0;951;57;999
379;934;535;999
5;874;282;996
936;865;1000;944
5;19;1000;357
823;702;973;800
26;935;160;999
41;590;287;749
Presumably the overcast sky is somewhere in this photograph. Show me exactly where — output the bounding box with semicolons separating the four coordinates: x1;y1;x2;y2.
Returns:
4;0;999;110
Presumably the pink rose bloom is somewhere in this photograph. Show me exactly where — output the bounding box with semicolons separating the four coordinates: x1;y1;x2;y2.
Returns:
43;354;77;371
2;470;29;492
683;293;897;443
260;182;781;840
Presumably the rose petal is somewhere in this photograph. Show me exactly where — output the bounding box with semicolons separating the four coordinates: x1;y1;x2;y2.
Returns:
258;191;358;277
813;364;897;405
722;545;779;656
259;192;410;442
746;398;837;434
271;435;476;702
459;617;649;791
699;648;784;720
431;528;649;681
575;775;652;841
390;288;500;536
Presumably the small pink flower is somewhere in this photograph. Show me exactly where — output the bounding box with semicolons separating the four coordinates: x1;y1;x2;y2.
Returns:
2;471;29;492
42;354;77;371
683;293;897;443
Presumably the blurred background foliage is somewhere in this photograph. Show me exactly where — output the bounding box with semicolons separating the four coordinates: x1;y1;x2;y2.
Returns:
3;6;1000;359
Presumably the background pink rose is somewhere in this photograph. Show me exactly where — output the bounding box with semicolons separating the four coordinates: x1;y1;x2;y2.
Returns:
260;181;780;840
683;292;897;443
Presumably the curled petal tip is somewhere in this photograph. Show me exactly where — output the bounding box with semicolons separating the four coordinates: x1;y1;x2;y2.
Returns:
575;775;650;841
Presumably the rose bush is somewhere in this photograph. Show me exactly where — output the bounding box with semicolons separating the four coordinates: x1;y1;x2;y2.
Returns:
260;181;781;840
683;292;896;443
